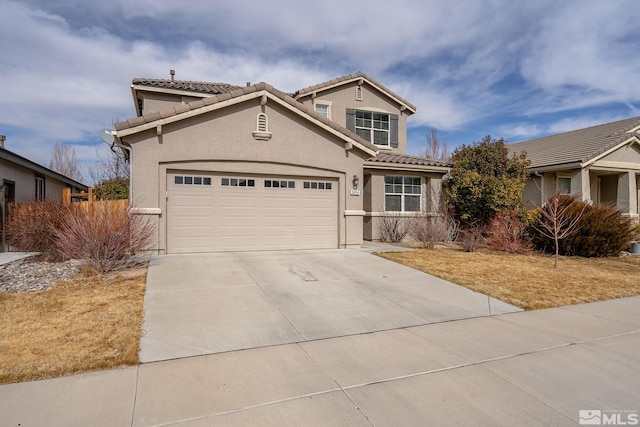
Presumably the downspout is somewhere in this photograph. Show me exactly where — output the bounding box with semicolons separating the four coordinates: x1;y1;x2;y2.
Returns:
534;171;544;206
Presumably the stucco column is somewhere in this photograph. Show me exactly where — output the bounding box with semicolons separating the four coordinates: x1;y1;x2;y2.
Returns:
428;176;443;213
571;168;591;203
617;171;637;218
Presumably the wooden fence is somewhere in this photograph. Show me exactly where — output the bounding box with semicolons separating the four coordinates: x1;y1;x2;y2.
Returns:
62;187;128;210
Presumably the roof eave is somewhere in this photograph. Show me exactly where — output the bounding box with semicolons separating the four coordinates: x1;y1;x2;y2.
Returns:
0;149;88;189
131;83;213;99
528;162;584;173
295;75;417;115
363;161;450;173
115;89;378;158
582;136;640;168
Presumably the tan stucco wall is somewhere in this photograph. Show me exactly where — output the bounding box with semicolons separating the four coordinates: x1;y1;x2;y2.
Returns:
595;143;640;164
363;169;446;241
140;92;187;116
599;175;618;205
124;96;369;253
526;166;639;220
523;175;541;209
0;158;67;202
138;92;202;114
298;81;410;155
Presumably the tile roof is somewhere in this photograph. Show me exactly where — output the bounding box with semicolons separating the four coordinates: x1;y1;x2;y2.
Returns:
132;78;243;95
294;71;417;113
114;82;379;155
367;152;451;168
509;116;640;169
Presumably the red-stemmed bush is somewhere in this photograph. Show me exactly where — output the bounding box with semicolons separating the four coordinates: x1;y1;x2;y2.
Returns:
487;211;532;254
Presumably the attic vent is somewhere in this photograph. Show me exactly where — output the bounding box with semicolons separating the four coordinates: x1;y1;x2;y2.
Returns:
355;86;363;101
257;113;268;132
252;113;272;141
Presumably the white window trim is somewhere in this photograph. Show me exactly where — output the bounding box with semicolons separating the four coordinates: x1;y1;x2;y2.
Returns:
35;176;45;200
557;175;572;195
356;110;391;147
313;100;332;119
384;176;422;212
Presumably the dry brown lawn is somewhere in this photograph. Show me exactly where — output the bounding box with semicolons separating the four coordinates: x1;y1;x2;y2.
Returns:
379;246;640;310
0;268;146;385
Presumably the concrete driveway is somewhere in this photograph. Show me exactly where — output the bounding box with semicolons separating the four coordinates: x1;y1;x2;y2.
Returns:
2;249;639;426
140;249;520;362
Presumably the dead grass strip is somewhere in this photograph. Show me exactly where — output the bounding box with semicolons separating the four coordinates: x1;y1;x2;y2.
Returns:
379;247;640;310
0;270;147;385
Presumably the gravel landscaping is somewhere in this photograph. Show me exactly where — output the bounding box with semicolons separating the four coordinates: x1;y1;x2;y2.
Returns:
0;256;83;293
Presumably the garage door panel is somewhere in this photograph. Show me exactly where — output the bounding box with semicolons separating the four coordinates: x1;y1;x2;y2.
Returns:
167;173;338;253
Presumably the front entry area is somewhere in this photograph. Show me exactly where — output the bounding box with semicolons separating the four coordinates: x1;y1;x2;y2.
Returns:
166;172;338;253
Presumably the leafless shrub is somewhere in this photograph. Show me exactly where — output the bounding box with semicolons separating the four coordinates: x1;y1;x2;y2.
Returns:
460;224;486;252
54;202;153;274
5;200;67;261
442;215;460;245
487;211;532;254
410;216;444;248
410;214;459;248
378;214;410;243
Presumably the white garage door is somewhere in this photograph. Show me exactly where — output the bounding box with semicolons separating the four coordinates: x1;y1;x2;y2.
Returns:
166;172;338;253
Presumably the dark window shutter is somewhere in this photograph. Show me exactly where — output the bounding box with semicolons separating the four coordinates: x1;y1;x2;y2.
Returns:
390;114;399;148
346;108;356;133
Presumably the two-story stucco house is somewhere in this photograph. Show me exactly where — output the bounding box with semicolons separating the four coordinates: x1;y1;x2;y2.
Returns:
113;71;449;254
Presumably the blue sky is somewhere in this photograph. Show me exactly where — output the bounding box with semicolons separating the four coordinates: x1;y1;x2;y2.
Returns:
1;0;639;182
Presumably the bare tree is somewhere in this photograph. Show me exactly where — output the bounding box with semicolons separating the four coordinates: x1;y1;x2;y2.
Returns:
419;127;449;160
87;145;130;185
532;194;586;268
49;143;84;182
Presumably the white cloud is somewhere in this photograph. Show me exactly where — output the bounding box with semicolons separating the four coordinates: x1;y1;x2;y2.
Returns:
498;124;544;140
1;0;639;169
520;2;640;111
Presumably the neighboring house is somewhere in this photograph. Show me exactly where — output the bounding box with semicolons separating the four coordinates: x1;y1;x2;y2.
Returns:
509;117;640;221
113;71;449;254
0;134;88;251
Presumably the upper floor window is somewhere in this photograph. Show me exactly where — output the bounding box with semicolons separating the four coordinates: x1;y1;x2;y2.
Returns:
385;176;421;212
346;109;398;148
314;102;331;119
356;111;390;146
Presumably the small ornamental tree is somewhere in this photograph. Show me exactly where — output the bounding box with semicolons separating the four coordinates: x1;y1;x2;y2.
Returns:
530;196;635;259
444;135;530;226
531;194;585;268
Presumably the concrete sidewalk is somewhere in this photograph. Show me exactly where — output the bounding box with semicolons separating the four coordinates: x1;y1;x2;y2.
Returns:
1;296;639;426
0;251;38;265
